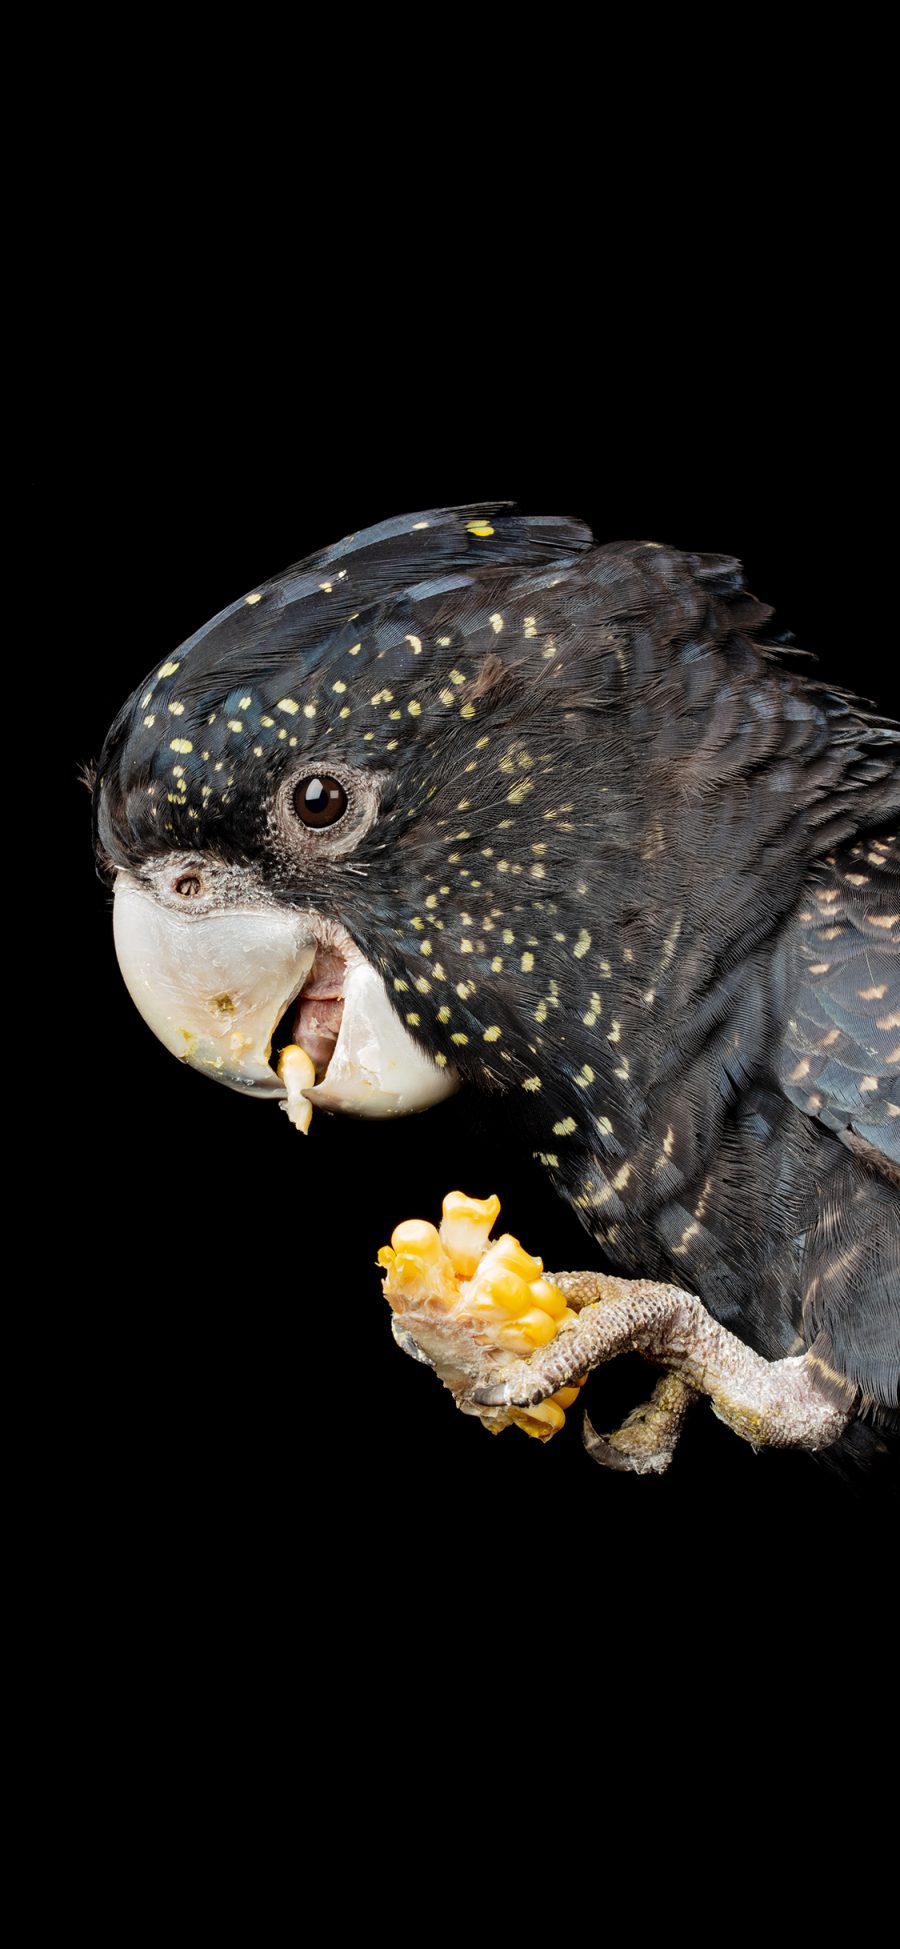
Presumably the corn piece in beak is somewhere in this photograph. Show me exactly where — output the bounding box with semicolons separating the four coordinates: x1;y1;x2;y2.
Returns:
278;1044;317;1133
439;1191;501;1278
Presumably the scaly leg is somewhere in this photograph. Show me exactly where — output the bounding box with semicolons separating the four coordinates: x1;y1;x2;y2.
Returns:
469;1272;851;1453
548;1273;695;1472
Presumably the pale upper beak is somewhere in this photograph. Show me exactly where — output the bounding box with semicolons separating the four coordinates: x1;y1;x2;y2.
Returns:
112;877;457;1120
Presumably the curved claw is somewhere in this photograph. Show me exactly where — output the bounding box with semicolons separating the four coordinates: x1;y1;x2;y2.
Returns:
582;1409;674;1475
582;1373;696;1475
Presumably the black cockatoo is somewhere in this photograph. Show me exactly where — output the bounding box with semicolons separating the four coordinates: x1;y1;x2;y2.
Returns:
92;504;899;1476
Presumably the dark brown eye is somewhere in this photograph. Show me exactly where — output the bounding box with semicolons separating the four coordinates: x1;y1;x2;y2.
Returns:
293;774;348;829
173;872;203;898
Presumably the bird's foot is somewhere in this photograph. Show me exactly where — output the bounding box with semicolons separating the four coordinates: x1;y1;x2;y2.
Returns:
468;1270;852;1453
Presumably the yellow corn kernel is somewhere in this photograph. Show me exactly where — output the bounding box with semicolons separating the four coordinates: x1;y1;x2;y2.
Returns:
495;1306;556;1353
385;1220;460;1306
439;1190;501;1277
528;1277;568;1320
551;1385;583;1409
475;1234;544;1287
510;1400;566;1438
462;1265;534;1317
278;1043;316;1133
391;1219;441;1256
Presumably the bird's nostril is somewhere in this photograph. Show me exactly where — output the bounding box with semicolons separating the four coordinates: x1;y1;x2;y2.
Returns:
173;872;203;898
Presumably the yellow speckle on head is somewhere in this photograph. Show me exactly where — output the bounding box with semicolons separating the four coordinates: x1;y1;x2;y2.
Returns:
406;1012;421;1026
596;1115;614;1136
489;612;504;633
437;1006;451;1023
348;642;362;655
303;703;316;718
170;737;193;753
159;661;180;677
466;520;495;537
439;688;454;707
415;975;431;992
613;1164;631;1191
553;1117;577;1136
168;701;185;716
575;1064;595;1088
394;978;409;992
530;863;545;880
859;1075;879;1093
608;1020;621;1044
491;955;503;973
435;1051;448;1067
405;634;423;653
144;714;156;728
260;715;275;728
320;581;333;592
461;703;476;719
408;700;422;716
522;1075;541;1092
483;1025;502;1042
228;719;243;732
451;1031;469;1045
246;592;262;605
339;706;351;718
239;696;252;710
460;939;474;954
573;929;591;958
277;698;299;715
521;951;534;972
412;521;430;531
332;680;347;694
254;744;264;757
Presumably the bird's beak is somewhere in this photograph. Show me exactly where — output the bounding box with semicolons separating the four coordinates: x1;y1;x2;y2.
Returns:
112;877;457;1124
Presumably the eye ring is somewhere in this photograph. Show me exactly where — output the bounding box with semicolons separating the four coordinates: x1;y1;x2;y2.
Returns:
292;774;349;829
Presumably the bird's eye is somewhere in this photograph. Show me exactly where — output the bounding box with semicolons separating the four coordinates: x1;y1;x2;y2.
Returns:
173;872;203;898
293;774;349;829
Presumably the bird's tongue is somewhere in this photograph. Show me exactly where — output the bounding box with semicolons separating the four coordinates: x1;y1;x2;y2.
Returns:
293;995;343;1068
292;946;347;1069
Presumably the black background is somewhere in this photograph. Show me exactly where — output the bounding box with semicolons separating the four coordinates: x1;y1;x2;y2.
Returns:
58;332;897;1638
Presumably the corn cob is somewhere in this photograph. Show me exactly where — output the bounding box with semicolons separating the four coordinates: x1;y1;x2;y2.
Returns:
378;1191;587;1440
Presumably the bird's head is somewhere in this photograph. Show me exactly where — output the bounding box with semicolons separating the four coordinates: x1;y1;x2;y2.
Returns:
93;503;615;1151
97;501;813;1238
